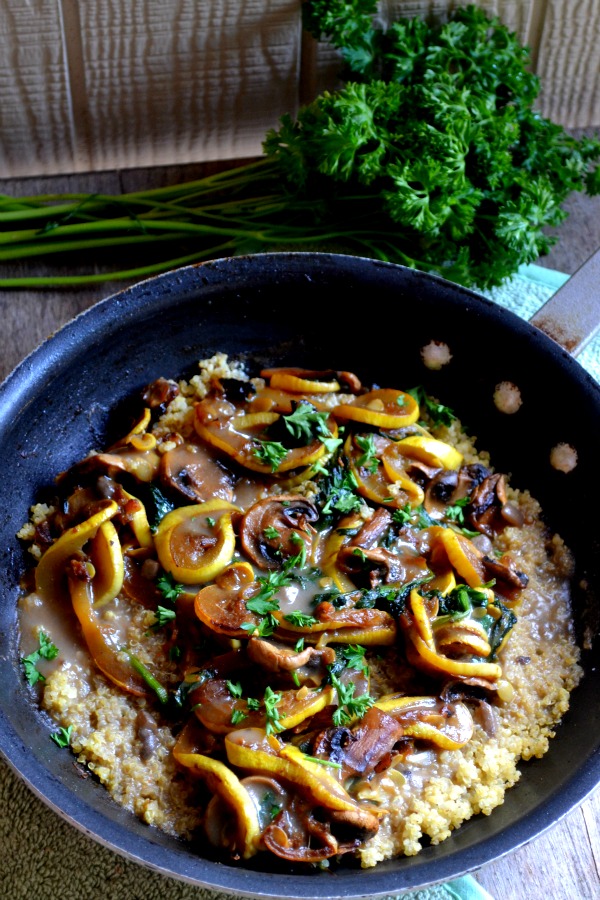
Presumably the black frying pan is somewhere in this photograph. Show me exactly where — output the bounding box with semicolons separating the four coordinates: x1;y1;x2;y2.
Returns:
0;252;598;899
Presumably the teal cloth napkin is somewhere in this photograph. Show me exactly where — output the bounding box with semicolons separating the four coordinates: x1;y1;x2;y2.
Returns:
480;262;600;382
4;262;596;900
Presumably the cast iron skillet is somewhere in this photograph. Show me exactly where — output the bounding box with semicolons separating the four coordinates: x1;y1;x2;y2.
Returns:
0;252;598;899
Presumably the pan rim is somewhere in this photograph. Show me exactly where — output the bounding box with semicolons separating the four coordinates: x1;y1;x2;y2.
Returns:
1;251;598;898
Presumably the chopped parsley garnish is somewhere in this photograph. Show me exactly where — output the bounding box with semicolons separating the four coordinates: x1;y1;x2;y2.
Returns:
245;546;307;622
21;631;59;686
226;680;244;698
337;644;369;675
156;571;184;604
392;504;412;526
263;686;284;735
245;592;281;616
355;433;380;473
329;671;374;726
259;790;282;824
283;611;318;627
50;725;73;748
253;439;287;472
240;613;278;638
445;496;470;524
263;525;280;540
282;403;330;442
230;708;248;725
150;605;176;630
320;461;362;519
408;386;456;426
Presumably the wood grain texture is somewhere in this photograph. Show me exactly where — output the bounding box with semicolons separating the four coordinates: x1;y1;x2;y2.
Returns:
75;0;301;171
0;0;301;177
476;787;600;900
0;1;598;178
535;0;600;127
0;1;76;174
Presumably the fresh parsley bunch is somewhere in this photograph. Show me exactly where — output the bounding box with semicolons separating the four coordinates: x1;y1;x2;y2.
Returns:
267;3;600;287
1;3;598;289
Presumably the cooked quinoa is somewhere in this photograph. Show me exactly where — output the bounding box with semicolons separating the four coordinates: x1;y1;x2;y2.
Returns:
18;354;582;869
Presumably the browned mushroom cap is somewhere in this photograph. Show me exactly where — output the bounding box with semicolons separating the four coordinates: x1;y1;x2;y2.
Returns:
482;553;529;601
467;473;526;537
60;448;161;484
348;508;393;549
160;441;235;503
239;494;318;569
247;637;335;674
121;555;163;609
142;377;179;410
311;706;404;778
424;463;490;518
338;544;430;589
335;507;429;588
262;795;378;863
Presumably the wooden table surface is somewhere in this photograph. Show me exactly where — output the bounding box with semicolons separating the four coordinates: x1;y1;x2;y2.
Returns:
1;161;599;900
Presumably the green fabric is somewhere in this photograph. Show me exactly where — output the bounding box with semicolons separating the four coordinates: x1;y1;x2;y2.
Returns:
5;262;597;898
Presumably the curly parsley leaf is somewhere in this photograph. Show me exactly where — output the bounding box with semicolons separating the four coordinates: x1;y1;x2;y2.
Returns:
21;631;59;686
253;439;287;472
329;670;374;726
157;571;184;604
51;725;73;749
282;403;331;443
407;386;456;426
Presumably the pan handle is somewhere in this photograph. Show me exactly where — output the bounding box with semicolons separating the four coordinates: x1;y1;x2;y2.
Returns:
529;247;600;357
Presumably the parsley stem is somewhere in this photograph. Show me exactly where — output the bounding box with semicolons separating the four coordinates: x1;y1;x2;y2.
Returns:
125;652;169;704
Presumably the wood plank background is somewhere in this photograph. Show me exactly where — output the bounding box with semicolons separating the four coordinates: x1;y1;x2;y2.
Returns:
0;0;598;178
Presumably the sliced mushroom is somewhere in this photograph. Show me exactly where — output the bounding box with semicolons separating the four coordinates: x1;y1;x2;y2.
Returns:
311;706;404;778
348;508;393;549
247;637;335;674
194;562;261;637
440;682;499;736
344;433;423;509
160;441;235;503
423;463;490;518
142;377;179;410
262;801;340;863
482;553;529;601
467;473;525;537
337;543;429;589
121;554;163;608
238;494;318;570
